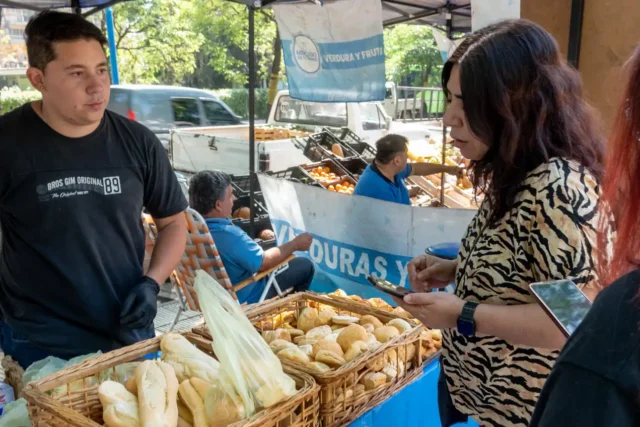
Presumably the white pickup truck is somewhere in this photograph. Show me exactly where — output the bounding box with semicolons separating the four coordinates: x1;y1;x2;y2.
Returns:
171;90;429;176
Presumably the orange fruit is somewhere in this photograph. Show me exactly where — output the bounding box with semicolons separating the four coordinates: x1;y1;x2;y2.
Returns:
328;185;336;191
323;167;331;173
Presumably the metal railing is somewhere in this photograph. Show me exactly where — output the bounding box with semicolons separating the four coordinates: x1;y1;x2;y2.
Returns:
394;86;446;122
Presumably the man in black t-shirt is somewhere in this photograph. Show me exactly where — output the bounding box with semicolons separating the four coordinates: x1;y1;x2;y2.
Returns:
0;11;188;368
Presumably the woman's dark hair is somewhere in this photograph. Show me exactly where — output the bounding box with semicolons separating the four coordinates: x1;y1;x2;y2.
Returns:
375;134;409;164
442;19;604;224
25;11;107;71
188;170;232;215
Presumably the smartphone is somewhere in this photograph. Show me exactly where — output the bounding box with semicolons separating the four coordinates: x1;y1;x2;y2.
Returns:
529;280;592;337
367;276;414;298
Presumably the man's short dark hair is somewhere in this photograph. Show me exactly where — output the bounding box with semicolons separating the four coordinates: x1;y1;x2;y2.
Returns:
375;134;409;164
189;170;232;215
25;11;108;71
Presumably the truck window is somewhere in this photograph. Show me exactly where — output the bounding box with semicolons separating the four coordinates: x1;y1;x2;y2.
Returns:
107;89;129;117
171;98;201;127
202;99;235;125
360;103;384;131
275;95;347;128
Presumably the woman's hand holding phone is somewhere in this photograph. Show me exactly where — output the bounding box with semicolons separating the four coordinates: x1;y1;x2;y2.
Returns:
408;255;458;292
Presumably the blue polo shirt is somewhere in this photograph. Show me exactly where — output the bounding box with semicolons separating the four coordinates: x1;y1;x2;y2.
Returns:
354;163;412;205
204;218;266;304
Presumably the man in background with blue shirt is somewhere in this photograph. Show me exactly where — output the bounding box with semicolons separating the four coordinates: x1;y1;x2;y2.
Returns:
354;134;462;205
189;171;315;304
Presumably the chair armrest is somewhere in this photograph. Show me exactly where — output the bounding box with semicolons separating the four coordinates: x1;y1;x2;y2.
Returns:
233;254;296;293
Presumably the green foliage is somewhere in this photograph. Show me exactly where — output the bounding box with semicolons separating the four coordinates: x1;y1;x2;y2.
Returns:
384;25;444;87
110;0;205;84
213;89;270;119
0;86;40;114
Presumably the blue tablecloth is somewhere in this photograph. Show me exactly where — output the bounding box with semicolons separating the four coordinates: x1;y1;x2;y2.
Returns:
349;358;479;427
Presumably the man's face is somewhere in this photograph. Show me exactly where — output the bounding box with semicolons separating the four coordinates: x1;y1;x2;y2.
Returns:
36;39;111;127
216;185;236;218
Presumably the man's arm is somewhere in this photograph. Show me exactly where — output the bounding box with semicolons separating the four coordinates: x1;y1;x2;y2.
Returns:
260;233;312;272
410;162;461;177
145;212;187;284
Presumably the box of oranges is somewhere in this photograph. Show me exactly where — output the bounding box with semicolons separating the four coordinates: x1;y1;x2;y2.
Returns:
327;177;356;194
300;160;352;189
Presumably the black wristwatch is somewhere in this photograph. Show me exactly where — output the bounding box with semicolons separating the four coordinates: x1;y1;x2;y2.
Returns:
457;301;479;336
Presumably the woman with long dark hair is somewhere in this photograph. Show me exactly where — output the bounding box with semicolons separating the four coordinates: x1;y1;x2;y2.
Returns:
394;20;606;426
529;45;640;427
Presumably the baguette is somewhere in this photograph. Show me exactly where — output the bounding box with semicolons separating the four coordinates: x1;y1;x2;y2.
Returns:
177;417;193;427
178;380;209;427
177;400;194;424
98;381;140;427
161;333;220;383
136;361;179;427
189;378;212;400
125;376;137;396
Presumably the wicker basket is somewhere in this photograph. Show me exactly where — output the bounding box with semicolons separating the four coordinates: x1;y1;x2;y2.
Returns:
194;292;430;427
22;333;320;427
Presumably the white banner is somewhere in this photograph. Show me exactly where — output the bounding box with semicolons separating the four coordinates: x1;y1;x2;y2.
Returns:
258;175;476;300
472;0;520;32
273;0;386;102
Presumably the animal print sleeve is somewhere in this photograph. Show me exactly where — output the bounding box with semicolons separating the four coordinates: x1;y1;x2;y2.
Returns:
526;161;600;289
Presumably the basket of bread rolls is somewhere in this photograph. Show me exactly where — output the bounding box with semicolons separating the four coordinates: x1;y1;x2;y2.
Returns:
21;332;320;427
194;292;440;427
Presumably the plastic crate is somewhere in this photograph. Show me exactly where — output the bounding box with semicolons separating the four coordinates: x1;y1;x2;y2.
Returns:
231;194;269;226
335;157;369;181
299;159;352;188
229;174;261;197
266;167;325;189
331;128;377;160
303;132;360;162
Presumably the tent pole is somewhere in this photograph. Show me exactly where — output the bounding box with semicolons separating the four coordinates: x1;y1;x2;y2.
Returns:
440;12;453;205
248;5;256;236
105;7;119;84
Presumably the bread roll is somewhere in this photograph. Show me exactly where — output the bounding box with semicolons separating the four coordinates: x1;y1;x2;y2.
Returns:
311;339;344;358
337;324;368;352
359;315;383;329
254;374;297;408
270;339;297;354
316;308;338;326
98;381;140;427
125;376;137;396
361;372;386;390
204;386;244;427
306;325;332;341
278;347;311;364
297;308;318;332
306;362;331;373
262;329;291;344
135;361;179;427
387;319;412;334
315;350;346;367
373;326;400;343
178;380;208;427
331;315;360;325
344;341;368;362
177;417;193;427
362;324;375;334
286;328;304;338
299;344;314;357
177;400;193;425
189;378;212;401
160;333;220;384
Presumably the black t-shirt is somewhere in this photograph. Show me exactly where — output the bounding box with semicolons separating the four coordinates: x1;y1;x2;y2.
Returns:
0;104;188;358
529;269;640;426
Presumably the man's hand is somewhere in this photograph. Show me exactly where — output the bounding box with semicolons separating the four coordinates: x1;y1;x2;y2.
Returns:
393;292;465;329
293;233;313;251
408;255;457;292
120;277;160;330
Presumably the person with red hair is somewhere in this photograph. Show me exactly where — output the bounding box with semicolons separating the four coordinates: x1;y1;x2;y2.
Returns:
529;48;640;426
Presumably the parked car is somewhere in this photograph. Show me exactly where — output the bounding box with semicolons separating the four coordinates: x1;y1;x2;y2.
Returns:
106;84;243;150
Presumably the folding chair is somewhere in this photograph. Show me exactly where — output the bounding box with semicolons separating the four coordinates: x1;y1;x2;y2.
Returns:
146;208;294;322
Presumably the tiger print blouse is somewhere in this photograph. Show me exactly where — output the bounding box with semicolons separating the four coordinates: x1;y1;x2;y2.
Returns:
441;158;602;427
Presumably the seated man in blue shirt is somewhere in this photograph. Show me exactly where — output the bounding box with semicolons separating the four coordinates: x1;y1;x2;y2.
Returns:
189;170;315;304
354;134;462;205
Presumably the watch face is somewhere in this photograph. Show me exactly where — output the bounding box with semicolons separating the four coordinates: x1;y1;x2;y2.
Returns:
457;318;475;336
